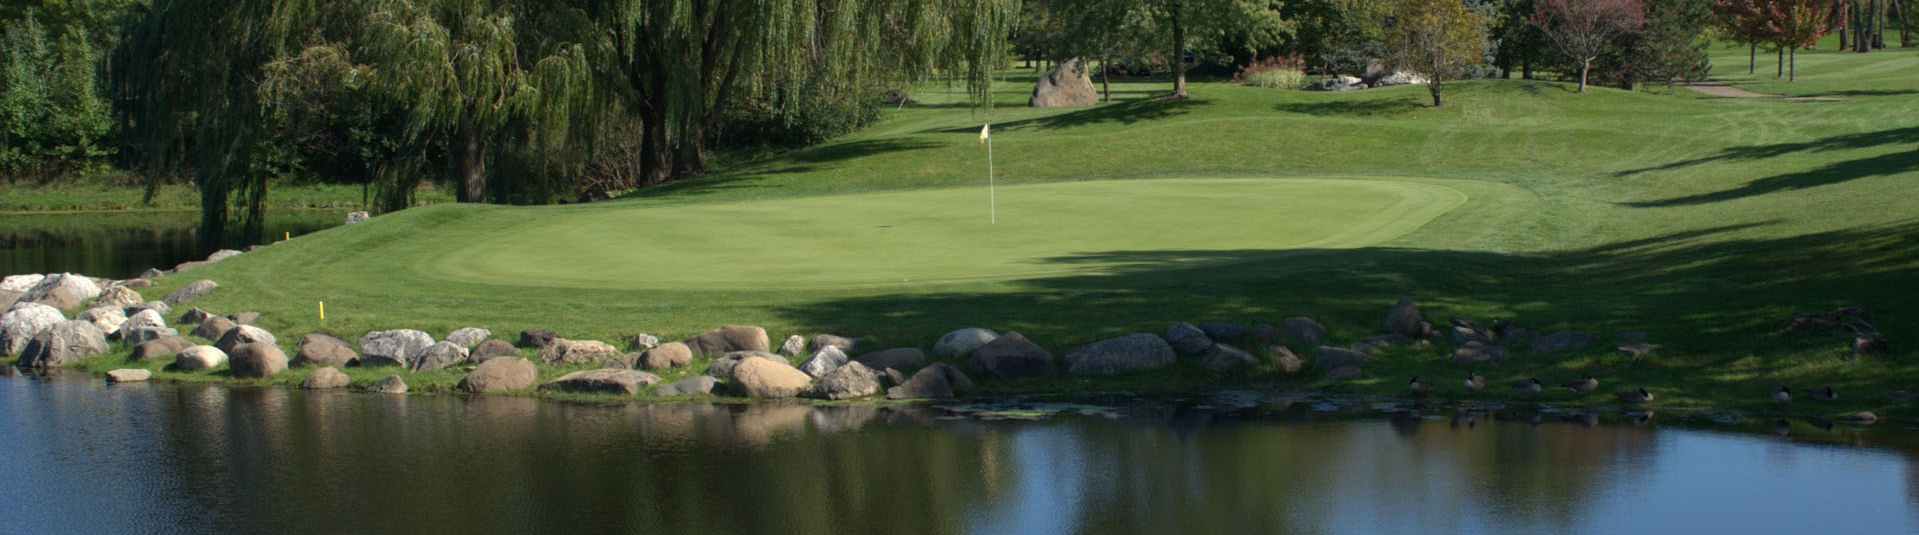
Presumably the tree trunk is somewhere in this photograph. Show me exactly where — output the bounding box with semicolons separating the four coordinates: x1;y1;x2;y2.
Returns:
1789;47;1797;81
1578;59;1589;92
1523;60;1533;79
1748;43;1755;74
638;99;670;187
1101;56;1111;102
674;119;706;177
1877;0;1889;48
1169;0;1188;99
452;118;486;203
1777;47;1785;77
1430;80;1442;107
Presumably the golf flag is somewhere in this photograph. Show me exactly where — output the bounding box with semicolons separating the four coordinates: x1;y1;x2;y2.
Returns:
979;123;990;144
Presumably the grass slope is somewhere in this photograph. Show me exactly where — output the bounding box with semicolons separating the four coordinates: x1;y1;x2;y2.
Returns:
25;39;1919;418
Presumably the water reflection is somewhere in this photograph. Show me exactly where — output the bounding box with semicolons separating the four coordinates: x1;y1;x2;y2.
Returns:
2;375;1917;534
0;211;343;278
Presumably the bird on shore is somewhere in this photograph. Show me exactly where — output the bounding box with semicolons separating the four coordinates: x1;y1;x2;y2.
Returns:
1409;377;1433;395
1772;386;1791;407
1809;387;1837;401
1514;378;1542;398
1464;374;1487;393
1562;376;1598;394
1616;388;1654;404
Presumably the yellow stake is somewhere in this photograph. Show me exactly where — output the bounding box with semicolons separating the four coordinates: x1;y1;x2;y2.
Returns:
284;231;291;241
318;301;325;320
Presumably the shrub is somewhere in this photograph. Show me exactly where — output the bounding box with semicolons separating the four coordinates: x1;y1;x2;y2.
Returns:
1232;55;1307;89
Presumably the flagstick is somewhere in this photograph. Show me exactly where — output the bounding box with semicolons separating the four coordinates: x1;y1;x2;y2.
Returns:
987;130;995;225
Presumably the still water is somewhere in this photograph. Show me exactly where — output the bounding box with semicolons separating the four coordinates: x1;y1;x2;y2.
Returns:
0;211;344;279
3;373;1915;534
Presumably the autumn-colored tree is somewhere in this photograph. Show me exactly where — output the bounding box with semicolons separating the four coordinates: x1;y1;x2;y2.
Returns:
1530;0;1645;92
1380;0;1489;107
1711;0;1773;74
1773;0;1840;80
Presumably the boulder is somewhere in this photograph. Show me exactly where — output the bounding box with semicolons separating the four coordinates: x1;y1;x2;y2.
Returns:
344;211;370;224
293;333;358;367
160;279;219;305
25;273;102;303
927;361;975;391
106;368;152;383
813;334;857;353
1271;345;1303;373
15;321;109;367
777;334;808;357
602;352;641;369
1451;341;1508;363
628;333;660;351
1354;333;1411;354
1;302;65;355
536;338;619;365
76;307;128;334
176;345;228;371
968;331;1053;381
116;309;169;341
1028;57;1098;107
683;325;770;356
1504;326;1538;345
1531;331;1599;355
470;339;519;363
214;325;276;354
115;278;153;289
854;347;926;373
178;308;212;324
171;260;208;273
804;361;882;400
139;268;165;279
226;311;261;325
653;376;723;397
1371;71;1428;87
94;286;143;309
127;301;171;317
887;363;973;399
799;345;849;378
301;367;350;389
0;290;17;311
706;351;786;377
0;274;46;292
444;327;491;349
1165;322;1215;355
727;357;813;398
368;374;408;394
458;358;538;393
1314;346;1370;369
358;329;434;367
1382;299;1424;338
518;329;558;348
1450;318;1496;345
1321;366;1363;382
132;336;194;360
1198;323;1249;343
1062;333;1177;375
540;369;662;395
639;341;693;370
191;315;237;341
411;341;470;372
933;328;999;359
1201;343;1259;372
205;249;242;263
34;286;82;309
1304;75;1365;91
1249;324;1282;344
1282;317;1328;345
228;342;289;378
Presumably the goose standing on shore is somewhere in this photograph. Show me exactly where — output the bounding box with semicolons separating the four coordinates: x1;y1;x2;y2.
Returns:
1772;386;1791;407
1515;378;1542;398
1464;374;1487;393
1563;376;1598;394
1809;387;1837;401
1616;388;1654;404
1409;377;1433;395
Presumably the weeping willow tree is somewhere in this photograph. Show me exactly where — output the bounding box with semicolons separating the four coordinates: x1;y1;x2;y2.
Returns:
597;0;1020;186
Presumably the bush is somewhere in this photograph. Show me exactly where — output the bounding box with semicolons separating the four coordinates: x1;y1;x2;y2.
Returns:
1;13;115;181
1232;55;1307;89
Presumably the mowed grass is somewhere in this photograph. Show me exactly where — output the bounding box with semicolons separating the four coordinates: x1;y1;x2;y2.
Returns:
39;38;1919;419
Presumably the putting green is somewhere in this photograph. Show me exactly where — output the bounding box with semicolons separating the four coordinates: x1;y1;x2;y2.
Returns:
416;178;1466;289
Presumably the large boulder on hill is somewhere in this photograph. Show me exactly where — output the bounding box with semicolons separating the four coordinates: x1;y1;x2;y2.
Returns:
358;329;434;367
214;325;276;354
1313;346;1370;369
1283;317;1327;345
301;367;350;389
1532;331;1599;354
1321;366;1363;382
0;274;45;292
411;341;470;372
160;279;219;305
1029;57;1097;107
812;334;857;353
226;312;261;325
640;342;693;370
177;308;211;324
799;346;848;378
1371;71;1428;87
1165;322;1215;355
1271;345;1304;373
727;357;813;398
107;369;152;383
1199;323;1250;343
518;329;558;349
777;335;807;357
934;328;999;359
1304;75;1365;91
132;336;194;360
854;348;926;373
0;290;19;312
15;321;109;368
886;363;973;399
228;343;289;378
368;375;409;394
127;301;170;318
1063;333;1176;375
628;333;660;351
653;376;723;397
1201;343;1259;372
968;331;1053;381
293;334;358;367
115;309;169;342
175;345;228;371
469;339;518;363
804;361;882;400
205;249;242;263
540;369;661;395
444;327;491;349
1382;299;1425;338
26;273;102;303
2;303;65;356
76;307;127;334
458;358;538;393
34;286;83;309
94;286;143;309
537;338;619;365
191;315;237;341
683;325;769;356
706;351;786;377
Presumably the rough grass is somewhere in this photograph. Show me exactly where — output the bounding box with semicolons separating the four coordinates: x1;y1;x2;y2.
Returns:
19;37;1919;419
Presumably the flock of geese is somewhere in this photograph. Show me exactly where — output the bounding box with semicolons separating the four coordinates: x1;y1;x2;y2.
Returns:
1405;374;1844;407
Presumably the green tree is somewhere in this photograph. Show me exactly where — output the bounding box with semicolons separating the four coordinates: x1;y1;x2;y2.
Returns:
2;12;115;181
1381;0;1490;106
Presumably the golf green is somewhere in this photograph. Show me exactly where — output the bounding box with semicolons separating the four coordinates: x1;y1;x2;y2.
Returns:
416;178;1466;289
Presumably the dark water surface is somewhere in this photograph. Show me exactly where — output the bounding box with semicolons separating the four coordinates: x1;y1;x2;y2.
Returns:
0;211;344;279
4;374;1916;534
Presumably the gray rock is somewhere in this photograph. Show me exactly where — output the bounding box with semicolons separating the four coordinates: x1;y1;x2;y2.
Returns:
176;345;228;371
458;358;538;393
76;307;128;334
113;278;152;289
682;325;769;356
226;311;261;325
132;336;194;360
444;327;491;349
0;290;18;312
706;351;786;377
628;333;660;351
25;273;102;304
191;315;237;342
518;329;558;348
1504;327;1538;345
94;286;143;309
1249;324;1282;344
536;338;619;365
1202;343;1259;372
854;347;926;373
411;341;470;372
1283;317;1328;345
726;357;813;398
123;326;179;345
1382;299;1424;338
127;300;171;318
1321;366;1363;382
139;268;165;279
1028;57;1098;107
1451;341;1508;363
344;211;370;224
968;331;1053;381
812;334;857;353
106;368;152;383
653;376;723;397
116;309;168;341
1165;322;1215;355
799;345;849;378
301;367;350;389
777;334;808;357
541;369;662;395
293;333;358;367
602;352;640;369
178;307;211;324
886;362;972;399
470;339;518;363
15;321;109;367
368;375;408;394
933;328;999;359
1531;331;1598;355
205;249;242;263
1354;333;1410;354
228;342;289;378
1314;346;1370;369
1450;318;1496;345
0;274;46;292
805;361;882;400
170;261;208;273
1304;75;1365;91
1063;334;1176;375
1198;323;1249;343
34;286;83;309
1271;345;1303;373
1371;71;1428;87
358;329;434;367
640;342;693;369
1;302;65;355
214;325;276;354
160;279;219;305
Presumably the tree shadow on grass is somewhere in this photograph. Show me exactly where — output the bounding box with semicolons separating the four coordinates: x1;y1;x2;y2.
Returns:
1613;126;1919;207
1272;97;1423;117
920;97;1205;134
620;139;941;200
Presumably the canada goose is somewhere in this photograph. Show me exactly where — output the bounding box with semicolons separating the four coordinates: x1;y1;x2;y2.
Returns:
1771;419;1792;437
1562;376;1598;394
1463;374;1487;392
1772;386;1791;406
1836;411;1879;424
1616;388;1654;404
1409;377;1433;394
1514;378;1543;397
1809;387;1837;401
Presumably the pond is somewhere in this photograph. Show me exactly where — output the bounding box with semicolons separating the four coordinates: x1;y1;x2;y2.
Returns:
4;373;1914;534
0;211;345;279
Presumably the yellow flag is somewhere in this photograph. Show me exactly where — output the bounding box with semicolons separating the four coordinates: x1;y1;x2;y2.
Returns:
978;123;989;144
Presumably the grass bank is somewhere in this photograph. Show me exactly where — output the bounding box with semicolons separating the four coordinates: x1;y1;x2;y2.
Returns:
0;180;450;213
